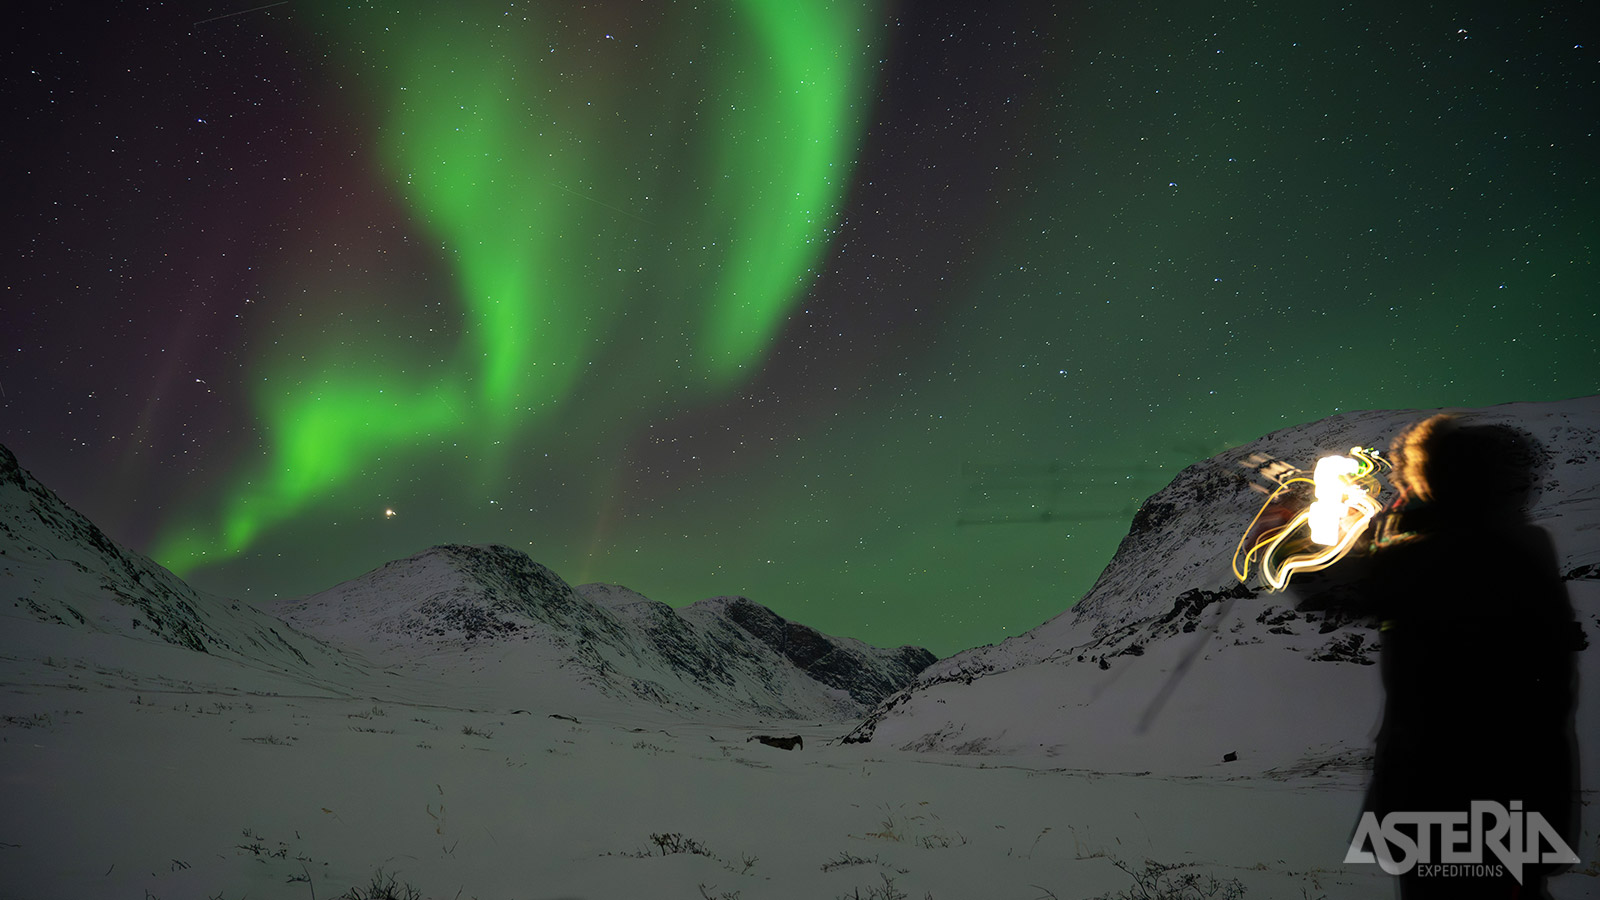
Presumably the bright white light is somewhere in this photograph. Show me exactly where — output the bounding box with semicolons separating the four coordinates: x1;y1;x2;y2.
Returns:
1309;454;1363;545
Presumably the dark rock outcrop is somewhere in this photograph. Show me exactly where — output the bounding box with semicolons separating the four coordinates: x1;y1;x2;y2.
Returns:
713;596;937;706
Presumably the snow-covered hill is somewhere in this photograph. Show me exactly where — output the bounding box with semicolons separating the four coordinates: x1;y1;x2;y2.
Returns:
270;544;935;720
843;396;1600;777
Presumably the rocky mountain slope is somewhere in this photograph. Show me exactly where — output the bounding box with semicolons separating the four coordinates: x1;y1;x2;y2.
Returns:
588;585;934;707
842;396;1600;775
0;443;340;675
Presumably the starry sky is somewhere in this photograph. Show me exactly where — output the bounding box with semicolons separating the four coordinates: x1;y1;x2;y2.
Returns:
5;1;1595;658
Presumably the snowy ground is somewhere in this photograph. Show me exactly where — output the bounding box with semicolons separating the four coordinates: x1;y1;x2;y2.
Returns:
6;616;1593;900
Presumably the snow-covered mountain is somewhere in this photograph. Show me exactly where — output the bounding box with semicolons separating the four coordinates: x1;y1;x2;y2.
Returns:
842;396;1600;776
269;544;935;720
0;442;934;721
0;443;341;676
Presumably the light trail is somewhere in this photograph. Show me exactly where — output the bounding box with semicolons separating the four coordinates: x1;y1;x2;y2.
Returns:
1233;446;1389;591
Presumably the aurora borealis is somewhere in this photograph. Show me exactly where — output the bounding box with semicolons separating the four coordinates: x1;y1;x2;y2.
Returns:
6;1;1596;657
149;0;883;570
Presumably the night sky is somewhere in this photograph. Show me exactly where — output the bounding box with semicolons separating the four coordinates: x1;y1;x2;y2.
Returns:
5;1;1595;658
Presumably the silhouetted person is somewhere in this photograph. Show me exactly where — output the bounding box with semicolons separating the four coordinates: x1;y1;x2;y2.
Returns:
1306;415;1580;899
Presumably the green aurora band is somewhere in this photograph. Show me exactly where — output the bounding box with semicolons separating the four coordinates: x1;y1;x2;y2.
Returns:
154;1;883;574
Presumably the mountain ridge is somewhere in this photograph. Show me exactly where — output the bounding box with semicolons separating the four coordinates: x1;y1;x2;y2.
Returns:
0;445;935;721
269;542;936;718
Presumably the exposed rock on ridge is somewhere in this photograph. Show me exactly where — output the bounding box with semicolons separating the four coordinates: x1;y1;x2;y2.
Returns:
698;596;936;706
